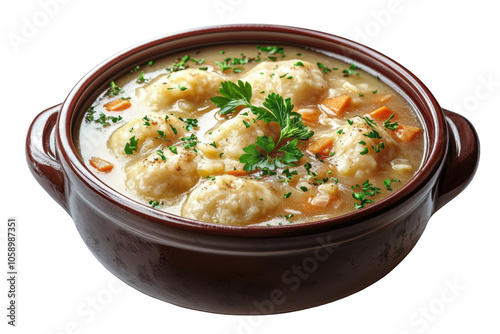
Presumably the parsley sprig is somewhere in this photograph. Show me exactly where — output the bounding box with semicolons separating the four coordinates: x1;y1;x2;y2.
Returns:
210;80;314;172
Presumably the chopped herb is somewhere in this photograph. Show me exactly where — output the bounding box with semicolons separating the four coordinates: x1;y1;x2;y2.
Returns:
372;142;385;153
216;60;233;72
124;136;139;155
167;146;178;154
108;81;123;96
372;90;378;94
149;200;162;209
337;129;343;134
383;113;399;131
384;179;401;190
178;85;188;91
294;61;304;66
167;55;190;72
352;180;380;209
169;124;178;135
148;60;154;66
256;45;284;55
284;192;292;199
300;186;308;192
360;147;369;155
181;118;198;131
155;130;168;141
209;141;217;148
242;120;251;128
156;150;166;161
343;64;360;77
364;129;382;139
142;116;150;127
136;71;149;84
199;67;208;71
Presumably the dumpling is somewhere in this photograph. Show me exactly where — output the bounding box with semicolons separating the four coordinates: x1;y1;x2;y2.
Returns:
125;147;199;199
181;175;280;225
241;59;329;106
108;113;186;156
144;69;223;109
326;117;398;178
201;111;280;160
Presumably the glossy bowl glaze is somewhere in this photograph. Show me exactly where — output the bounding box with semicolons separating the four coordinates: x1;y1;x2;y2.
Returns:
26;25;479;314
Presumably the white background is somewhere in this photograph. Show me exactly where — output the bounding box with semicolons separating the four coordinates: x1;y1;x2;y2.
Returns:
1;0;497;333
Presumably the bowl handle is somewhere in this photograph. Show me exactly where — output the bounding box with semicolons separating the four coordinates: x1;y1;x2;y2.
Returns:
434;109;480;212
26;104;68;213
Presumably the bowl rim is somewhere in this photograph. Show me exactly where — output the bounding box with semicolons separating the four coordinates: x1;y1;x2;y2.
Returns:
56;24;447;238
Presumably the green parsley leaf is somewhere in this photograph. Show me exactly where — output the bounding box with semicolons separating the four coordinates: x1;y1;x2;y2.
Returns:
156;150;166;161
384;178;401;190
149;200;162;209
383;113;399;131
124;136;139;155
108;81;123;96
352;180;380;209
167;146;178;154
210;80;253;115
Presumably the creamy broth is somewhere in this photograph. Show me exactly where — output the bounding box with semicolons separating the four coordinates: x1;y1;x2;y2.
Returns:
76;44;425;226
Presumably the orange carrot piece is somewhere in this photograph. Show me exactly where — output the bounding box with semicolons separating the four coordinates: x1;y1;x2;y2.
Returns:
104;99;132;112
89;157;114;173
369;106;395;121
393;124;422;142
321;95;352;115
308;137;334;157
298;109;321;124
226;169;248;177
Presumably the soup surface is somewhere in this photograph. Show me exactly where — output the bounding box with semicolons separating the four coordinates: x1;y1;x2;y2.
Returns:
77;44;425;226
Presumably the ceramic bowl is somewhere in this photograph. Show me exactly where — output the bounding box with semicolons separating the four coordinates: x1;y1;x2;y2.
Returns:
26;24;479;314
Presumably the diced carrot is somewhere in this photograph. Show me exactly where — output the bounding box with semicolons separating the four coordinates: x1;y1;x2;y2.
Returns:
226;168;248;177
298;109;321;124
308;137;334;157
369;106;395;121
89;157;114;173
103;99;132;112
321;95;352;115
393;124;422;142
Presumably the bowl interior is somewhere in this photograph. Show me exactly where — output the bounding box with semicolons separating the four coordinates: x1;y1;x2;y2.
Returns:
57;24;447;237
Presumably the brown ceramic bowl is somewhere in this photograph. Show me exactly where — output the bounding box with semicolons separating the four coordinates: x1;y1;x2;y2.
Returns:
26;24;479;315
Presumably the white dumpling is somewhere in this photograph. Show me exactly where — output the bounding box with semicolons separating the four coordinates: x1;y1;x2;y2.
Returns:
125;147;199;199
327;117;398;178
181;175;280;225
241;59;329;106
201;111;280;160
108;113;186;156
144;69;223;109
